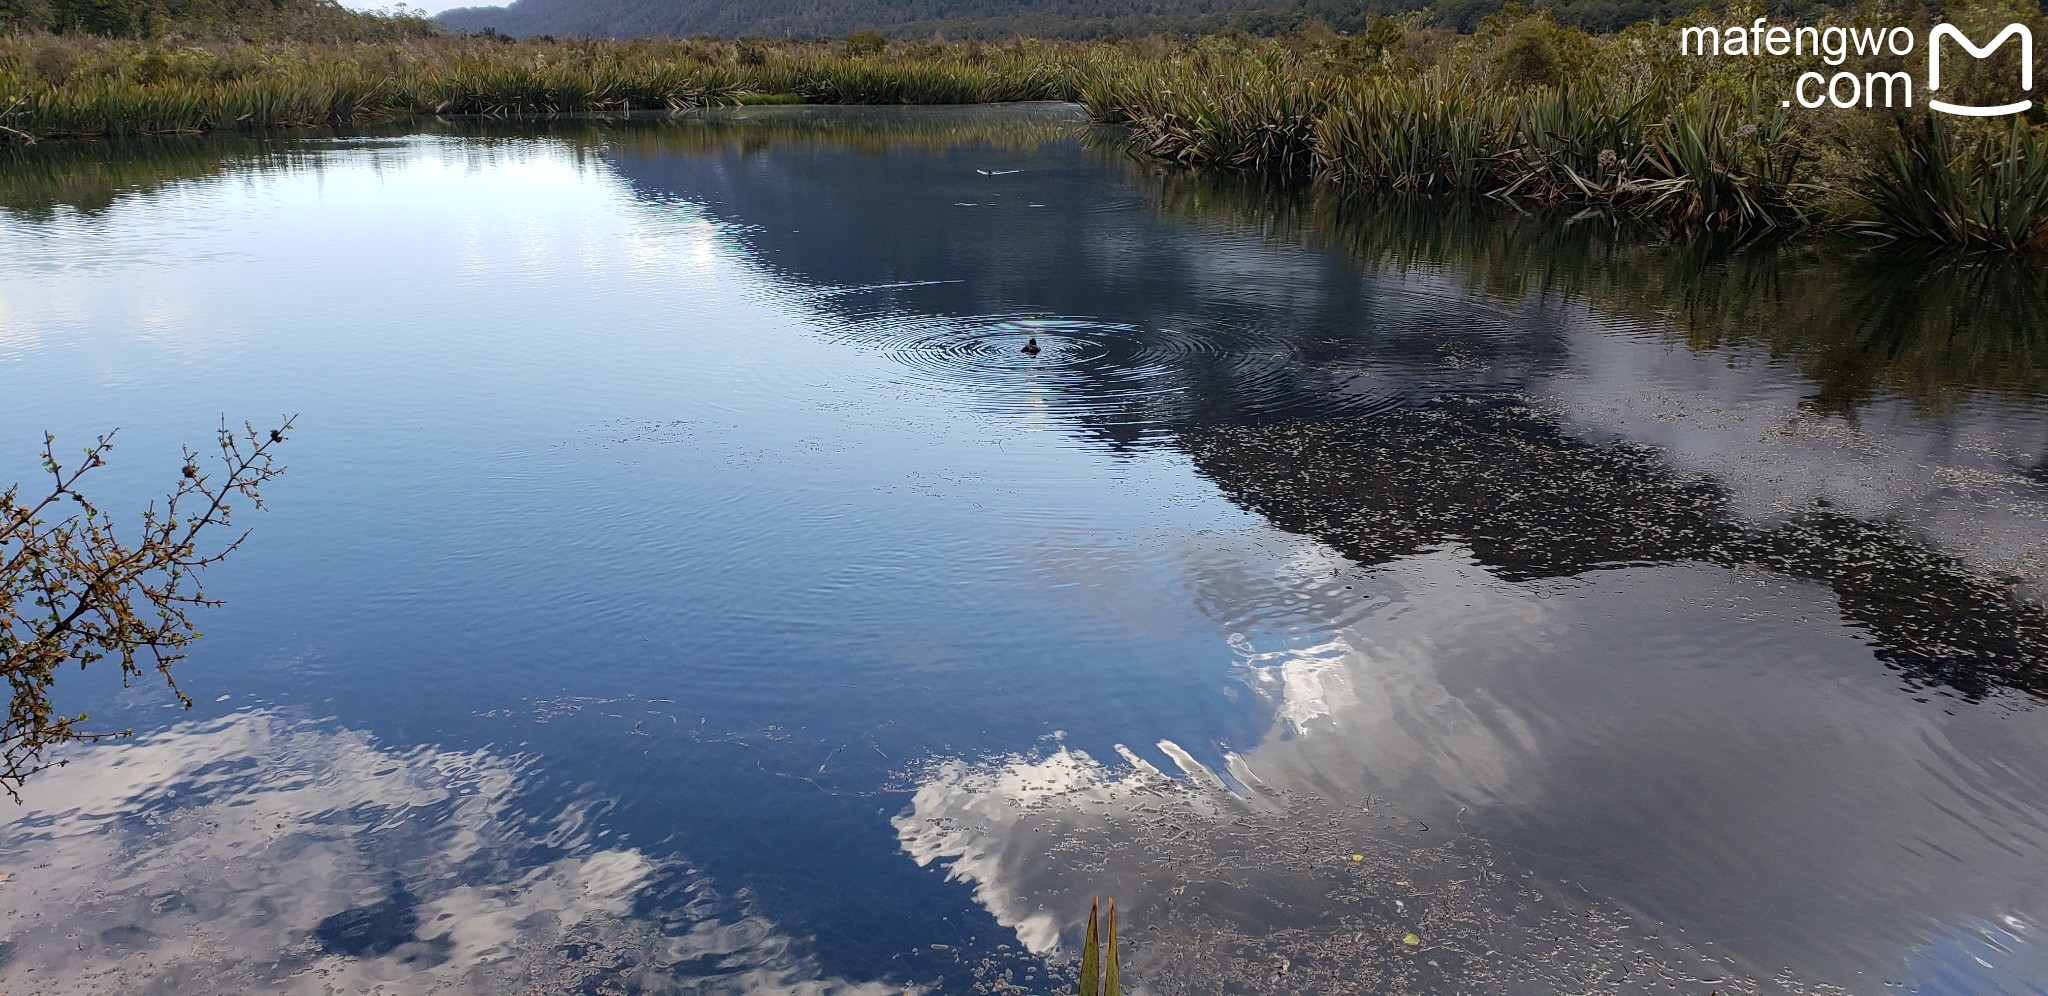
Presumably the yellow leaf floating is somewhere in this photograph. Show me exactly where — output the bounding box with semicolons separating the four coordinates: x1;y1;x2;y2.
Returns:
1350;854;1363;862
1403;933;1422;946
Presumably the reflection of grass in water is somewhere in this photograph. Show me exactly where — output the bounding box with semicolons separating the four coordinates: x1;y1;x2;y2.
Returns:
0;131;315;217
0;107;1083;218
1139;166;2048;410
605;104;1084;159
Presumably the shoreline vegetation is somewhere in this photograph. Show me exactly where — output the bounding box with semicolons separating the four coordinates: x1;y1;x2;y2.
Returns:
3;1;2048;249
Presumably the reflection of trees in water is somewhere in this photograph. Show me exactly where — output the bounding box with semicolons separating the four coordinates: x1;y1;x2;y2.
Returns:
593;108;2048;702
599;111;1578;456
1184;399;2048;701
17;109;2046;703
600;103;1086;159
1141;169;2048;411
0;125;554;219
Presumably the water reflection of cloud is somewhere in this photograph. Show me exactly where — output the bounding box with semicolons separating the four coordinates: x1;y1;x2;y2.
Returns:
1531;318;2048;593
898;543;2048;994
0;711;905;995
895;733;1703;995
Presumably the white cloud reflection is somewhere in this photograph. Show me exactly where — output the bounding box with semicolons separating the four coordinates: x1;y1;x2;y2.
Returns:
1529;315;2048;595
0;711;906;995
897;544;2048;994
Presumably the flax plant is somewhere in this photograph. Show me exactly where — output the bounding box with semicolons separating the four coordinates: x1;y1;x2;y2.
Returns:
1077;897;1121;996
1852;114;2048;253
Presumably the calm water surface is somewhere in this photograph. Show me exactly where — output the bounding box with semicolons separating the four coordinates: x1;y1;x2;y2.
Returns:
4;104;2048;994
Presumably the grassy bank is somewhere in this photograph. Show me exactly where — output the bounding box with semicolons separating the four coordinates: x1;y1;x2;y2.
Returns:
1072;2;2048;248
3;4;2048;250
0;34;1078;137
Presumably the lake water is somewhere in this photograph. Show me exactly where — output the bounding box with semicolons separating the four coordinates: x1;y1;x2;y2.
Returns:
5;103;2048;994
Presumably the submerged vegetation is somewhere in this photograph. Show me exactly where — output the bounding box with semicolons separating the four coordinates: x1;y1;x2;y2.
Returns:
3;0;2048;249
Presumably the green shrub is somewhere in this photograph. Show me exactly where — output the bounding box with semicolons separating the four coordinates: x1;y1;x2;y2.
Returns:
843;30;886;58
1494;20;1561;87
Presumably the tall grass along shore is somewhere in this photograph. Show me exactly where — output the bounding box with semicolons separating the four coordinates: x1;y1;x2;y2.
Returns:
3;0;2047;250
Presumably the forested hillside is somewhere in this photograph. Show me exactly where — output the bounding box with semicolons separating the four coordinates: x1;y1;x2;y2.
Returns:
0;0;431;38
436;0;1710;41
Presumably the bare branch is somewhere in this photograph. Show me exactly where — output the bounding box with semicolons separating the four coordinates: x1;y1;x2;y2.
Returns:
0;417;294;799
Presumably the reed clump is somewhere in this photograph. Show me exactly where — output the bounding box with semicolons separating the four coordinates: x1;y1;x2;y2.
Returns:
1077;40;1331;173
1074;6;2048;247
1077;25;1823;233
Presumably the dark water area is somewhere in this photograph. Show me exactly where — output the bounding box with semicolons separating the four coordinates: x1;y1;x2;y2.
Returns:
4;103;2048;994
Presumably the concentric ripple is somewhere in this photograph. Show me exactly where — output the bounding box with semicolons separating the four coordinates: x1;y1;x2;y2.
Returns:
828;311;1411;437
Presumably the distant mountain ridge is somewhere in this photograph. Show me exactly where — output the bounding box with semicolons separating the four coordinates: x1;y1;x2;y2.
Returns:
438;0;1384;41
436;0;1697;41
